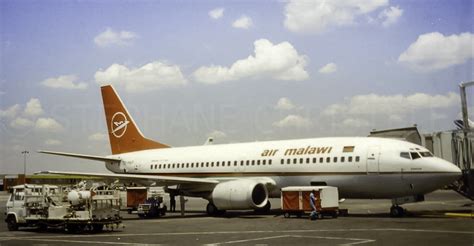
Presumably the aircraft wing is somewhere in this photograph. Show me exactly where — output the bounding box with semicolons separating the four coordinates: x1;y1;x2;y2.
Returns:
36;171;219;186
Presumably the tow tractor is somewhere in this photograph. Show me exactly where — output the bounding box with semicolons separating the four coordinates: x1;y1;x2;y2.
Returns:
137;196;167;218
5;182;122;232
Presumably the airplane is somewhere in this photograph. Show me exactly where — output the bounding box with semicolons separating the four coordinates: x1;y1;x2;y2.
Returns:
39;85;462;217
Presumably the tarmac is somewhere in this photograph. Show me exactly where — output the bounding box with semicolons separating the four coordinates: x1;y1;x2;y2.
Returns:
0;190;472;245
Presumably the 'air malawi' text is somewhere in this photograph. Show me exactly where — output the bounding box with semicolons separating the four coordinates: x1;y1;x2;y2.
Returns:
261;146;333;157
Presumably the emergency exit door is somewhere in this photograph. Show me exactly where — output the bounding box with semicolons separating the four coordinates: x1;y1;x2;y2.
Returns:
366;146;380;173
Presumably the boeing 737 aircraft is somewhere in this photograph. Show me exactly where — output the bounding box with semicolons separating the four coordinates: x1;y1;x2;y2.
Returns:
39;85;461;217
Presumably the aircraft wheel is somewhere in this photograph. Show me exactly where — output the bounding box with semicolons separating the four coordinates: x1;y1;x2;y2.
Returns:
284;212;290;218
390;206;404;217
206;202;219;216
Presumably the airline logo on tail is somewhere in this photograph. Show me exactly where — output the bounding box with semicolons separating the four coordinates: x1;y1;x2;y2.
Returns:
111;112;129;138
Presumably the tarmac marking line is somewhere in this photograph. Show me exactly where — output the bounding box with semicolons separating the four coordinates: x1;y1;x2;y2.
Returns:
207;235;290;245
1;228;472;242
21;238;161;245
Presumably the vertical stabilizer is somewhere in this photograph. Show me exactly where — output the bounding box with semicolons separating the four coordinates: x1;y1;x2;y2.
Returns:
101;85;169;154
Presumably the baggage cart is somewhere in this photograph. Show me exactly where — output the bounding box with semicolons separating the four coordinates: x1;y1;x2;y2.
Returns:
281;186;339;219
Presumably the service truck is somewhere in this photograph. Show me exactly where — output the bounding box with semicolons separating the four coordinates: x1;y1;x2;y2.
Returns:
5;183;122;232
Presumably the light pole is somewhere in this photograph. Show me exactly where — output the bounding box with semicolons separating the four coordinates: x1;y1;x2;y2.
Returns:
21;150;29;184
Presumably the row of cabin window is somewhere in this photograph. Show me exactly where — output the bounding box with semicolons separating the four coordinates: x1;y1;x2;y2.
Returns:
150;159;273;170
280;156;360;165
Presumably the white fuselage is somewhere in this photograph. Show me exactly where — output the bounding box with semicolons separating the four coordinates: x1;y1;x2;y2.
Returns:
105;137;461;199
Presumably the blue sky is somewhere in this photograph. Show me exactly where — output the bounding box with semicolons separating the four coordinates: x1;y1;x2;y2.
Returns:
1;0;473;174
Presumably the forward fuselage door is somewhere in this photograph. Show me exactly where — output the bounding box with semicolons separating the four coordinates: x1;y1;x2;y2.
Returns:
366;146;380;174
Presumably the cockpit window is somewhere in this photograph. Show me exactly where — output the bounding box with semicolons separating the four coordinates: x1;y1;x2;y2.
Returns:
419;152;433;157
400;152;411;159
410;152;421;160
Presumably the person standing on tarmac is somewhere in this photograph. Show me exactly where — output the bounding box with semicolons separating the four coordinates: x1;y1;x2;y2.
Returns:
170;195;176;212
309;190;318;220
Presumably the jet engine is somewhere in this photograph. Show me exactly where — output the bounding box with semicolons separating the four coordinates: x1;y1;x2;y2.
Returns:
211;179;268;210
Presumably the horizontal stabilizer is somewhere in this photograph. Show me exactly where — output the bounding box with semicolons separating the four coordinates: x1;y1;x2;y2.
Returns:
38;150;121;163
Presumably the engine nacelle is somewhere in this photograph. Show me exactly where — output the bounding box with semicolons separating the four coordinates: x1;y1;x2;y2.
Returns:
211;179;268;210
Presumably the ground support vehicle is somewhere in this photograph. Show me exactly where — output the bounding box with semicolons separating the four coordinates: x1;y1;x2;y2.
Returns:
281;186;339;219
137;196;167;218
5;183;122;232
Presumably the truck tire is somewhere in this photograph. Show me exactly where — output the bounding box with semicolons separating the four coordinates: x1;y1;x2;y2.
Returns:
6;215;18;231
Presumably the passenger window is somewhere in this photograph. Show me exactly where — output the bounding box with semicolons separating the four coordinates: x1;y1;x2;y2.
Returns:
257;160;260;165
241;160;244;166
287;159;291;164
155;164;158;169
191;163;194;168
228;161;231;166
400;152;411;159
211;162;214;167
281;159;284;165
333;157;338;163
299;158;303;164
206;162;209;167
263;160;266;165
172;164;175;168
246;160;250;166
410;152;421;160
252;160;255;166
326;157;331;163
306;158;310;164
234;161;237;166
216;162;219;167
150;165;153;169
348;156;353;162
341;157;345;162
320;157;324;163
269;159;272;165
313;158;317;163
355;156;360;162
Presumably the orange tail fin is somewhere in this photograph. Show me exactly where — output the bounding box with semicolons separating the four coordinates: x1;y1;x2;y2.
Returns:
101;85;170;154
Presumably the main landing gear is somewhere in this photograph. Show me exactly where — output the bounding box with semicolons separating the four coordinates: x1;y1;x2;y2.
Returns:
206;202;225;216
390;205;405;217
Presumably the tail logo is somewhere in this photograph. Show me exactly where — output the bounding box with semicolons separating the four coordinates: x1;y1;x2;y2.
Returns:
111;112;129;138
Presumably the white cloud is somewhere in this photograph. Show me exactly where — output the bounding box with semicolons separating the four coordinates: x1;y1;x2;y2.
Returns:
45;139;62;146
379;6;403;27
398;32;474;72
208;130;227;138
284;0;388;34
193;39;309;84
342;118;370;128
94;28;138;47
0;104;21;119
275;97;295;110
95;61;187;93
318;62;337;74
323;92;460;116
232;15;253;29
10;117;35;129
209;8;224;19
35;118;64;132
273;114;312;128
41;75;87;90
23;98;44;117
88;132;107;142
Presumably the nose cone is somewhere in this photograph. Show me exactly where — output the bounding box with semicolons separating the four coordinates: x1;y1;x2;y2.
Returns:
434;157;462;184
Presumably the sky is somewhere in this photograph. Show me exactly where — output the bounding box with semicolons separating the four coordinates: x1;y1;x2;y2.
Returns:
1;0;473;174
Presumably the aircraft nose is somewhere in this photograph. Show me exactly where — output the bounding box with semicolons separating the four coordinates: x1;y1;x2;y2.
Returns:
435;157;462;181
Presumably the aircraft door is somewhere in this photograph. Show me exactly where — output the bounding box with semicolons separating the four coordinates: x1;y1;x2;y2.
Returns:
366;146;380;173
